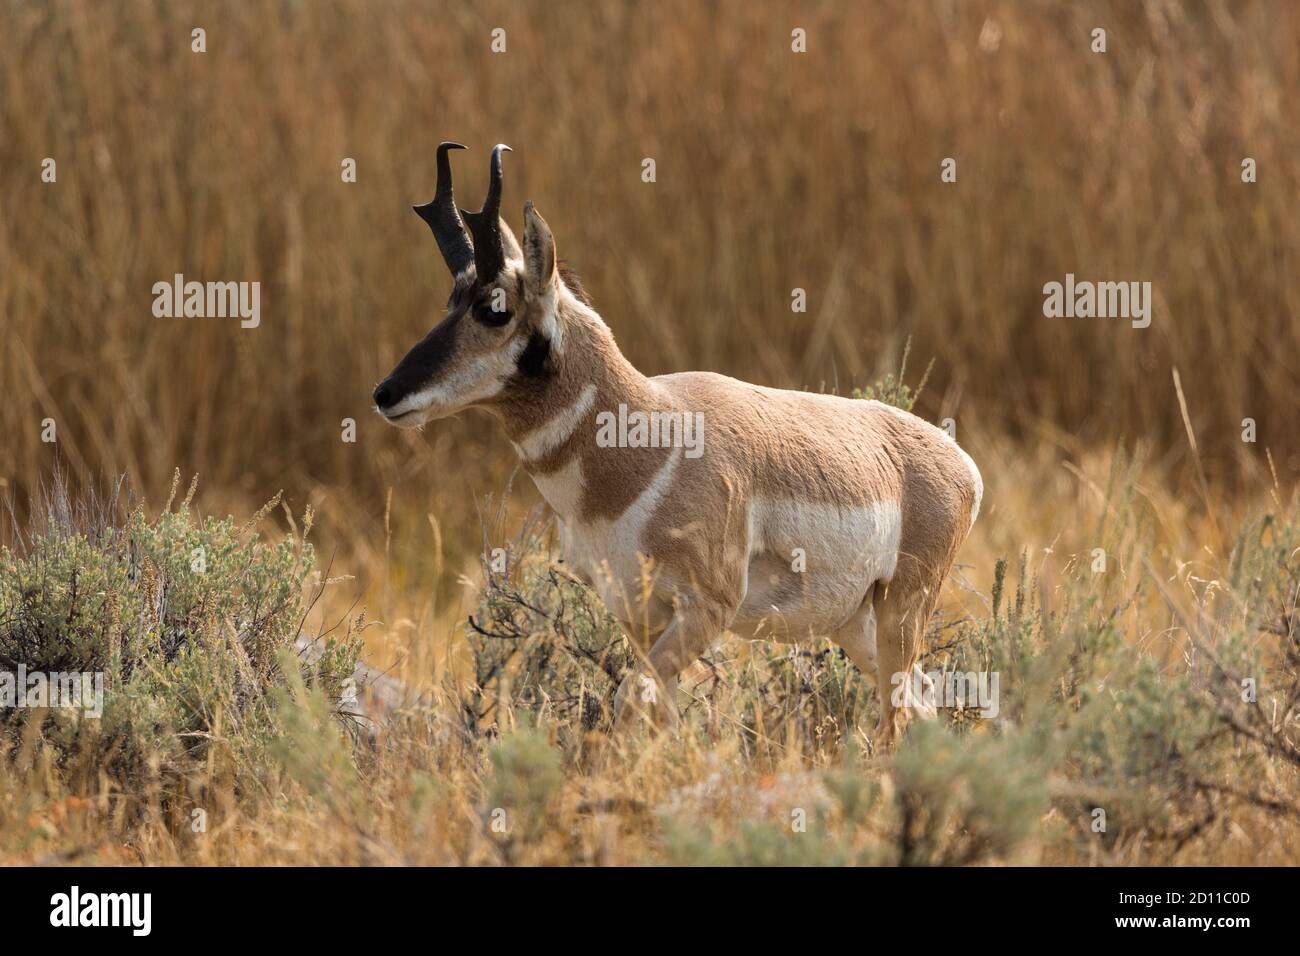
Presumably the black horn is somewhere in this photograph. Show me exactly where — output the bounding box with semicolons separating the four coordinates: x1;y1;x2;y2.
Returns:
413;142;475;280
462;143;512;283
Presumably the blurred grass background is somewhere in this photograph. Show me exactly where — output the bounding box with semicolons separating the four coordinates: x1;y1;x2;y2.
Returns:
1;0;1297;660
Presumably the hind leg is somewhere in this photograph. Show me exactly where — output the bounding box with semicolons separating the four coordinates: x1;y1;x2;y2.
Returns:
872;581;941;749
832;586;879;684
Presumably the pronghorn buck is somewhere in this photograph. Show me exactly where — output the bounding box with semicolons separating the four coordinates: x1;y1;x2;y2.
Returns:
374;143;983;746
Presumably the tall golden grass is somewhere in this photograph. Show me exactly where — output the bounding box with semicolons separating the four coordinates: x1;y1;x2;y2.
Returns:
4;6;1296;449
3;2;1300;866
1;0;1296;648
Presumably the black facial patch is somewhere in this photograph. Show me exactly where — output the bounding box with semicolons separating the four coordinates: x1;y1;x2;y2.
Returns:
517;331;551;378
381;307;465;405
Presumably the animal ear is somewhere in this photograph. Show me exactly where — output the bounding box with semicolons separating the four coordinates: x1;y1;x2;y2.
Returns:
522;201;556;292
499;217;524;264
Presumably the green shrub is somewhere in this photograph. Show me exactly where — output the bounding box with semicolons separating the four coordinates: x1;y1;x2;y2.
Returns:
659;815;852;867
924;500;1300;857
484;725;563;854
466;530;635;746
887;721;1047;865
0;476;361;804
703;641;872;761
850;338;932;412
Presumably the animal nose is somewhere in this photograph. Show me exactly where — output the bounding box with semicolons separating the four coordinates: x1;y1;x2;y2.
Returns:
373;382;395;409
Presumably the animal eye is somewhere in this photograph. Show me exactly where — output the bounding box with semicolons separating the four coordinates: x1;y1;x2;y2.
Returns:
475;301;511;326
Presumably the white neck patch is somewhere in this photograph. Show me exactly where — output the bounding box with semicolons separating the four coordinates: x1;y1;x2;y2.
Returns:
513;382;597;462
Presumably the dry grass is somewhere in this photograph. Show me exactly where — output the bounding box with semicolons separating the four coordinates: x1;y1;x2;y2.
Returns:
1;0;1299;864
3;449;1299;866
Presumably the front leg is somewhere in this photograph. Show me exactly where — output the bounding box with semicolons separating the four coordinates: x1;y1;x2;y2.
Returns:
614;601;730;730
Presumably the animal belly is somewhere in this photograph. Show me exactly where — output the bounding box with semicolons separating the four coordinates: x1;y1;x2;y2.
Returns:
732;498;902;640
734;552;868;639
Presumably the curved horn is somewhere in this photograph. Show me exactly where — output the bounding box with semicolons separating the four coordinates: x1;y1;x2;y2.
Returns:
413;142;475;280
462;144;512;282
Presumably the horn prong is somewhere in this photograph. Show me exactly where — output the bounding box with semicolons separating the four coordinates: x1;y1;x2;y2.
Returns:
414;142;475;281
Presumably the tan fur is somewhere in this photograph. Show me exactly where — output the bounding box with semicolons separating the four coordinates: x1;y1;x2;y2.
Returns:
381;202;981;747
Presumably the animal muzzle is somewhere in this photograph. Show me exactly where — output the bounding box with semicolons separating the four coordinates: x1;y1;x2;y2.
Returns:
372;380;398;412
372;377;425;423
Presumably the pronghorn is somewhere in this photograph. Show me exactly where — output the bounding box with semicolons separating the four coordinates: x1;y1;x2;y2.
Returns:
374;144;982;746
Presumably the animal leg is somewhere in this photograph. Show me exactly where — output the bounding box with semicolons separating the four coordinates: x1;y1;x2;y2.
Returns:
871;582;939;750
832;587;879;684
614;602;728;730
